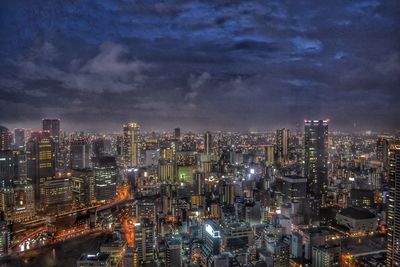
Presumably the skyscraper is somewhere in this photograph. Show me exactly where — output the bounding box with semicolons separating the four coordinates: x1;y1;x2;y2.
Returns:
377;134;392;169
0;150;17;188
93;156;117;203
134;219;155;265
123;122;141;167
387;143;400;267
0;126;11;151
26;131;56;208
304;120;328;207
265;145;275;166
166;237;182;267
174;128;181;140
42;119;60;146
276;128;289;165
13;128;25;149
70;139;90;170
204;131;212;155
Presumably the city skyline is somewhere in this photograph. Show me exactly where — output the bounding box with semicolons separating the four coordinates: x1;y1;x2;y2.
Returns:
1;1;400;132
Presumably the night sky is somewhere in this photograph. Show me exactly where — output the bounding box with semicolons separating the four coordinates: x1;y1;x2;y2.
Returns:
0;1;399;132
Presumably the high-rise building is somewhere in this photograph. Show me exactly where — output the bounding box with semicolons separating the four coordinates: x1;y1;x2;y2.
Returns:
92;138;112;158
276;128;289;165
265;145;275;166
70;139;90;170
42;119;60;169
174;128;181;140
201;220;221;266
166;237;182;267
0;150;17;188
204;131;212;155
311;244;340;267
0;126;11;151
26;131;56;207
13;128;25;149
12;184;35;222
387;143;400;266
0;220;10;257
42;119;60;145
43;178;72;213
134;219;155;265
377;134;392;169
304;120;328;208
93;156;117;203
71;169;95;206
123;122;141;167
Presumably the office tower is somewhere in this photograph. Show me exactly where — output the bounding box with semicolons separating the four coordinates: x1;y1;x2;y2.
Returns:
0;187;13;221
92;138;112;158
71;169;95;206
311;244;340;267
174;128;181;140
268;241;290;267
219;181;236;205
12;184;35;222
0;126;11;151
13;128;25;149
276;128;289;165
123;122;141;167
93;156;117;203
201;220;221;266
204;131;212;155
43;178;72;213
15;150;27;184
265;145;275;166
377;135;392;169
42;119;60;145
70;139;90;170
0;220;10;257
134;219;155;265
42;119;60;169
26;131;56;207
166;238;182;267
194;171;205;195
304;120;328;207
0;150;17;187
387;143;400;266
220;221;253;253
135;199;156;224
276;176;307;202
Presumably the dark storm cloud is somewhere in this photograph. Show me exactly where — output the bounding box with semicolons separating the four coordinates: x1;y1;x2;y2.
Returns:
0;0;399;132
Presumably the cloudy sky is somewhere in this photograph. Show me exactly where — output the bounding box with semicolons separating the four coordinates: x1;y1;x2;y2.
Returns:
0;0;399;132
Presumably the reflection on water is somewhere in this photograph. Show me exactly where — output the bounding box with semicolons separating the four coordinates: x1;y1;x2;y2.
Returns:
0;232;108;267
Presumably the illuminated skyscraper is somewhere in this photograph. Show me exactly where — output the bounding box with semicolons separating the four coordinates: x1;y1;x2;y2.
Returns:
0;150;17;187
377;134;392;169
304;120;328;207
123;122;141;167
276;128;289;165
0;126;11;151
134;219;155;265
42;119;60;146
93;156;117;203
26;131;56;208
387;143;400;267
204;131;212;155
13;128;25;149
201;220;221;266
